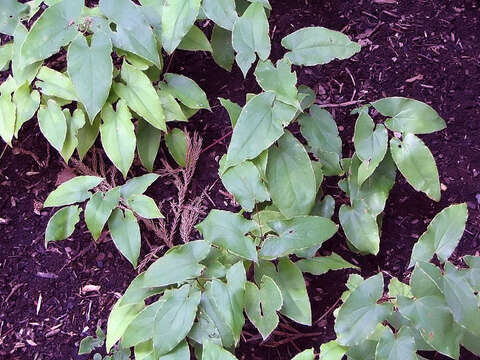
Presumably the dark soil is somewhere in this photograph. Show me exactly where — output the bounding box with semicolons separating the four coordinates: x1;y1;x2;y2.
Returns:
1;0;479;359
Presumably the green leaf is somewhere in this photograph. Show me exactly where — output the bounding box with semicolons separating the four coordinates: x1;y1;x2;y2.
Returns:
188;307;222;346
20;0;83;64
60;108;85;163
211;25;235;71
245;276;282;339
335;273;392;346
36;66;77;101
281;26;361;66
398;295;462;359
196;210;258;262
161;0;201;54
388;277;412;303
292;349;315;360
345;339;377;360
0;94;16;146
100;0;160;67
260;216;338;259
106;299;144;352
113;62;166;131
353;109;388;185
310;195;335;219
298;85;316;111
138;0;163;41
85;188;121;241
136;118;161;171
0;43;13;71
390;134;441;201
45;205;81;246
298;106;342;176
410;262;443;299
77;115;100;160
464;256;480;291
375;327;416;360
443;262;480;337
254;58;299;108
120;173;160;199
12;23;43;85
152;285;201;356
165;128;187;167
225;92;284;166
67;31;113;122
12;82;40;137
219;97;241;127
409;203;467;267
202;0;237;30
78;329;104;355
319;340;347;360
266;130;316;218
143;241;211;288
255;258;311;325
108;208;141;267
339;201;380;255
127;194;163;219
232;2;270;76
120;272;164;306
44;175;103;207
164;73;210;110
157;340;190;360
297;253;358;275
0;0;29;36
219;159;270;212
100;100;136;179
372;97;446;134
158;90;187;122
202;341;238;360
178;25;212;52
201;262;246;348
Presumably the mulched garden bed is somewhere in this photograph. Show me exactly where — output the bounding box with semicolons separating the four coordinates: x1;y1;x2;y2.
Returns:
0;0;479;359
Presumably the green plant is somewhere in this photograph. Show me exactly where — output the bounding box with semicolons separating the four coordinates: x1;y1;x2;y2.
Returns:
319;204;479;360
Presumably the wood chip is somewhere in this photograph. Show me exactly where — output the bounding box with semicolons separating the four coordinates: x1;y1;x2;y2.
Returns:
81;284;100;294
405;74;424;83
373;0;396;3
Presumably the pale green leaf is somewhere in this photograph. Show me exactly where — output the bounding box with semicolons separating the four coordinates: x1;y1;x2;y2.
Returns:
164;73;210;110
196;210;258;261
165;128;187;167
245;276;282;339
77;115;100;160
319;340;347;360
255;258;311;325
44;175;103;207
266;130;316;218
67;31;113;121
232;2;270;76
11;23;43;85
100;100;136;179
225;92;284;166
136;118;161;172
390;134;440;201
120;173;160;199
20;0;83;64
143;241;211;288
298;85;316;111
60;108;85;163
36;66;77;101
162;0;201;54
122;300;164;348
0;0;28;36
281;27;361;66
260;216;338;259
335;273;392;346
219;97;241;127
12;82;40;137
178;25;212;52
108;208;141;267
120;272;164;306
211;25;235;71
158;340;190;360
375;327;417;360
45;205;81;246
310;195;336;219
292;348;315;360
157;89;187;122
127;194;163;219
106;298;144;352
297;253;358;275
85;188;121;241
409;203;467;267
0;43;13;71
0;94;16;146
100;0;160;67
219;158;270;212
202;341;238;360
113;62;166;131
372;97;446;134
202;0;237;30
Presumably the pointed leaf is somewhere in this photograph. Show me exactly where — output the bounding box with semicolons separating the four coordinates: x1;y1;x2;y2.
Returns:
108;208;141;267
60;108;85;162
164;73;210;110
178;25;212;52
202;0;237;31
165;128;187;167
77;115;100;160
67;31;113;121
12;23;43;85
0;0;28;36
0;94;16;146
211;25;235;71
319;340;347;360
375;327;417;360
120;173;160;199
127;194;163;219
85;188;121;241
390;134;440;201
297;253;359;275
219;97;241;127
136;118;161;172
100;100;136;179
409;203;467;267
36;66;77;101
122;300;165;348
372;97;446;134
45;205;81;246
202;341;238;360
106;298;144;352
13;82;40;137
281;27;361;66
44;175;103;207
